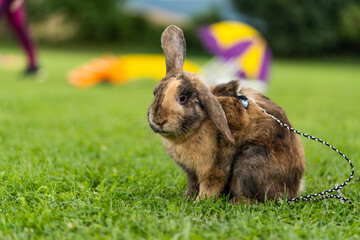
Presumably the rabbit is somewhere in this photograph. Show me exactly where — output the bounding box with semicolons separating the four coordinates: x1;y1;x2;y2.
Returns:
147;25;305;203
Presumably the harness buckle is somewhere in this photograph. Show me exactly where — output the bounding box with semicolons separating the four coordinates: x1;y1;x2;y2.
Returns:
237;94;249;109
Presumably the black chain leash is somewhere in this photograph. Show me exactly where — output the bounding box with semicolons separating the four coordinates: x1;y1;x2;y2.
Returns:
241;95;355;206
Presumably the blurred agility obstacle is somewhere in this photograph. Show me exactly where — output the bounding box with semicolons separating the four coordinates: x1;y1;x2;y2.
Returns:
198;21;272;92
68;54;199;88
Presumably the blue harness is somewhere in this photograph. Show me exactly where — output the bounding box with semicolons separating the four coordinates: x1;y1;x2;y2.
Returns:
236;94;249;109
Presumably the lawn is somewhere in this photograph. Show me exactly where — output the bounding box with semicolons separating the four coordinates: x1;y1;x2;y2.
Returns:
0;45;359;239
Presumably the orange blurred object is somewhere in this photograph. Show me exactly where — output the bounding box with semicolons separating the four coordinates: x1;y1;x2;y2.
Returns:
68;54;199;88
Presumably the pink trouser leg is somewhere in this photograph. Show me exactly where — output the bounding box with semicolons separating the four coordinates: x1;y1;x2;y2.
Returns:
5;1;38;69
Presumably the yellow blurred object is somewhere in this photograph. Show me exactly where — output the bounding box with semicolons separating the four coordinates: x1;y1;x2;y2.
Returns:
68;54;199;88
199;21;271;84
210;21;260;48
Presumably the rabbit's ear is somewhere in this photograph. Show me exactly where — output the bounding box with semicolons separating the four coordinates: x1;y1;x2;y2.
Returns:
161;25;186;75
191;78;235;144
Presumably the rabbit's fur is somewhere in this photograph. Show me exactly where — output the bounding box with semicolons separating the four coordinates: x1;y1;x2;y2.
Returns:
148;25;305;203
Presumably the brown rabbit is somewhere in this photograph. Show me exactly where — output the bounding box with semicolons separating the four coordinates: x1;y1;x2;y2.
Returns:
148;25;305;203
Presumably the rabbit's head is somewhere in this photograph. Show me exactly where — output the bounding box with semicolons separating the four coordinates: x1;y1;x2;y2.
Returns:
148;25;234;143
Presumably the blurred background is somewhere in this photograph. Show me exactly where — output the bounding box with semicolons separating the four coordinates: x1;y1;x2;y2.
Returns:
1;0;359;88
1;0;359;56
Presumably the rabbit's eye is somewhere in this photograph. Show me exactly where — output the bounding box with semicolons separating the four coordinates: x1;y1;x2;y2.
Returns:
179;94;187;104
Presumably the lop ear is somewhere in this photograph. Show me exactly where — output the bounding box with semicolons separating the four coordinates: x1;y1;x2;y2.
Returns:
191;77;235;144
161;25;186;75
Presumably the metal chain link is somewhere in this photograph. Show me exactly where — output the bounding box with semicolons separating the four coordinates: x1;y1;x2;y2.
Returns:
246;97;355;206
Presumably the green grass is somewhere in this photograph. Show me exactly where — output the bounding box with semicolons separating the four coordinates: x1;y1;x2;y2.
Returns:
0;45;360;239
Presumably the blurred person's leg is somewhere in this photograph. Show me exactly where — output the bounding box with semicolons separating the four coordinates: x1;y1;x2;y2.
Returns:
6;0;39;74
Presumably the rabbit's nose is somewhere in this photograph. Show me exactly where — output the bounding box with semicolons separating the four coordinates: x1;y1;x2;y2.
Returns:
154;119;168;128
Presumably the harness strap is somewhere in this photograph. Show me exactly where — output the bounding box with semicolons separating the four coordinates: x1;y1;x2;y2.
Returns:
235;94;355;206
